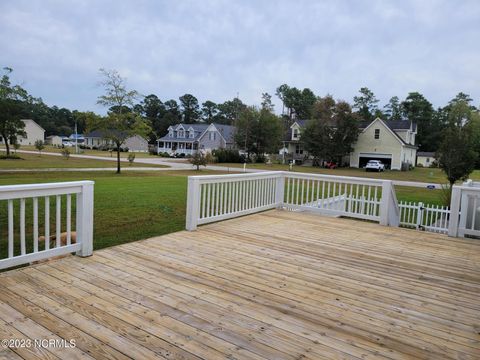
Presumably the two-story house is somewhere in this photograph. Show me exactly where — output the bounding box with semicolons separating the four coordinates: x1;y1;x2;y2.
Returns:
281;118;417;170
156;123;235;155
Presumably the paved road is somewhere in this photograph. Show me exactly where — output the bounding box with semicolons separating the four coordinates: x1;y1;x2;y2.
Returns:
7;150;444;188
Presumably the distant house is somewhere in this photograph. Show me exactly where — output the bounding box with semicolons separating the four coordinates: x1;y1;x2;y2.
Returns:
156;123;235;155
0;119;45;146
84;130;149;152
416;151;437;167
281;117;417;170
46;135;63;146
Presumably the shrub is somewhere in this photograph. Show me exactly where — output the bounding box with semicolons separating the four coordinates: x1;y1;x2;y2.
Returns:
61;148;71;160
189;152;208;170
34;140;45;155
416;163;424;168
127;153;135;165
212;149;245;163
0;155;22;160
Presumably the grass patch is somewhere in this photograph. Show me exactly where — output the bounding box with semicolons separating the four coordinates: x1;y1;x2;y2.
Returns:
0;152;166;169
3;145;156;158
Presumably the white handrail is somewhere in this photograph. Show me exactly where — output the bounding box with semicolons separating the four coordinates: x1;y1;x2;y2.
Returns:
0;181;94;269
186;171;399;230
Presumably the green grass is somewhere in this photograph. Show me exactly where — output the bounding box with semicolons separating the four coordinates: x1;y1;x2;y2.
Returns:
0;168;448;261
216;163;480;184
3;145;156;158
0;152;166;169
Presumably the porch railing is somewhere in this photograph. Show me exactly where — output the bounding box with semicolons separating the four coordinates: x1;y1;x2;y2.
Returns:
0;181;94;269
186;171;399;230
449;180;480;237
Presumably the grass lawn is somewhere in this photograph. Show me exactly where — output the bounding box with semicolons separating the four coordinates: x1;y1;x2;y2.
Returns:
3;145;156;158
0;152;166;169
216;163;480;184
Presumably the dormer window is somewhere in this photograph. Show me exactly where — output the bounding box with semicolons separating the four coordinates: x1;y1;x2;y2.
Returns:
293;128;299;140
168;129;173;137
374;129;380;139
178;129;184;138
209;131;216;141
189;130;195;139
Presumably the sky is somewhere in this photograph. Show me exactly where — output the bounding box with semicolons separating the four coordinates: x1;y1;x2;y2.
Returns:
1;0;479;114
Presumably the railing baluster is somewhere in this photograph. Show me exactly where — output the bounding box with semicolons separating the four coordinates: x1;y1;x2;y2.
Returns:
56;195;61;247
33;197;38;253
206;183;211;218
201;184;206;218
20;198;26;255
45;196;50;250
8;200;14;258
66;194;72;245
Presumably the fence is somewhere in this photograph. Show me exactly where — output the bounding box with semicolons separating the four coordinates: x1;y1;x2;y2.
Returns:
399;201;450;234
0;181;94;270
449;180;480;237
186;171;399;230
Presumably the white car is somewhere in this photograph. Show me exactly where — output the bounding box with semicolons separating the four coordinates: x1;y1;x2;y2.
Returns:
365;160;385;172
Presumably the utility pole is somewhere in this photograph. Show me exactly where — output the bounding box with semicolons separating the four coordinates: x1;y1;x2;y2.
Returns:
75;119;78;154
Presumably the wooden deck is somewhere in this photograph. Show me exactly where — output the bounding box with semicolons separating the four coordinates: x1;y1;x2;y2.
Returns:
0;210;479;359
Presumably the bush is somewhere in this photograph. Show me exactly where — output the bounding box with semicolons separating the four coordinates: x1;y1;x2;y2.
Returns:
212;149;245;163
61;148;71;160
416;163;424;168
0;155;22;160
127;153;135;165
189;152;208;170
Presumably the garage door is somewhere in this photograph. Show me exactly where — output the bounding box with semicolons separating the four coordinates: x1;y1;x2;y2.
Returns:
359;153;392;169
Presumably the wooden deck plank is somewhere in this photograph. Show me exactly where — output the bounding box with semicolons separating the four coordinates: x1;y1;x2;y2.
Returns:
0;209;479;359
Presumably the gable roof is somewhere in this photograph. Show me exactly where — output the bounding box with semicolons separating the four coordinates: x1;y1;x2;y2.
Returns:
417;151;435;157
361;118;416;147
21;119;45;133
158;123;235;143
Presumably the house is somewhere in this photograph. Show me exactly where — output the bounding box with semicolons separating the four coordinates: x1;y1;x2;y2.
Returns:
350;118;417;170
281;117;417;170
416;151;437;167
0;119;45;146
84;130;149;152
156;123;235;155
45;135;63;146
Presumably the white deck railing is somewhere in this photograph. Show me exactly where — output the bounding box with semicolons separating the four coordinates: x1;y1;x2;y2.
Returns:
399;201;450;234
186;171;399;230
449;180;480;237
0;181;94;269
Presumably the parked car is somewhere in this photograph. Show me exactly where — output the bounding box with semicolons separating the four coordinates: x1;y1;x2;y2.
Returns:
324;161;337;169
365;160;385;172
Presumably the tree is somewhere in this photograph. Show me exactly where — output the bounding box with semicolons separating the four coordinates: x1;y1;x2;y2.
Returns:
189;151;208;170
261;93;274;112
353;87;379;121
138;94;165;141
201;100;218;123
217;98;246;125
401;92;437;151
93;68;151;174
0;67;28;155
275;84;316;120
302;96;359;166
34;140;45;155
179;94;200;123
384;96;402;121
437;100;478;187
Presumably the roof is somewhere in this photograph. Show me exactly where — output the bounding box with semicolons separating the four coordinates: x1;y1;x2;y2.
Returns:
417;152;435;157
157;123;235;143
21;119;45;133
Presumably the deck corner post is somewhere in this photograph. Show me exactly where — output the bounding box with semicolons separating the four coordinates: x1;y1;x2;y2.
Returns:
186;177;200;231
379;180;392;226
275;174;285;209
448;185;462;237
76;181;94;257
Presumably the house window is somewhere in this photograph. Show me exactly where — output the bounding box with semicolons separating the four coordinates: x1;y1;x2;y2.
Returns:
189;131;194;139
158;142;164;148
374;129;380;139
293;129;299;140
209;131;216;141
295;145;303;155
178;130;184;138
168;130;173;137
426;158;430;163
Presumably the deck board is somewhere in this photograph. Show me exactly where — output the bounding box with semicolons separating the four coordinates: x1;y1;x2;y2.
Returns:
0;210;479;359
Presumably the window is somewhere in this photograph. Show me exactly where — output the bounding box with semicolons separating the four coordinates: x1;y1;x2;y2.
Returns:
293;129;299;139
168;130;173;137
209;131;216;141
189;131;194;138
158;141;164;148
374;129;380;139
295;144;303;154
426;158;430;163
178;130;184;138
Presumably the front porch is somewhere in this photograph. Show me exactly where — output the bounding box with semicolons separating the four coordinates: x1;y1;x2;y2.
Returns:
1;209;479;359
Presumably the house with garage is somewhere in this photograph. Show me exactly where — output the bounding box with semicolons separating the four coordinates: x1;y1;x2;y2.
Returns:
281;117;417;170
0;119;45;146
156;123;235;155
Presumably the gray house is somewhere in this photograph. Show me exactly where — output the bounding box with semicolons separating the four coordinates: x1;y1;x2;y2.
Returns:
84;130;149;152
156;123;235;155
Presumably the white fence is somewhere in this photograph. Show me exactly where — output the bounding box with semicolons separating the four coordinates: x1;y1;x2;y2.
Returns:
186;171;399;230
0;181;94;270
399;201;450;234
449;180;480;238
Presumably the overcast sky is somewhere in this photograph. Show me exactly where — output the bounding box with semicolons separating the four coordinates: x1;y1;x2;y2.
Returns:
1;0;479;113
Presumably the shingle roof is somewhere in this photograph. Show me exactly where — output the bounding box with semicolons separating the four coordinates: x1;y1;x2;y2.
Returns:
417;152;435;157
157;123;235;143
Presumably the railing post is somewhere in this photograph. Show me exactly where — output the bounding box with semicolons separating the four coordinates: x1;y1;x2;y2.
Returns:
275;173;285;208
416;202;424;230
186;177;200;231
76;181;94;257
448;185;462;237
379;181;392;226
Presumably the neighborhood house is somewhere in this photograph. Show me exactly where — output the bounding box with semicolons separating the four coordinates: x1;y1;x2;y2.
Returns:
416;151;437;167
283;117;417;170
157;123;235;155
84;130;149;152
0;119;45;146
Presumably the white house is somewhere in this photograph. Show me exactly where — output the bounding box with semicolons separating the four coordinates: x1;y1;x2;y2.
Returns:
281;118;417;170
157;123;235;155
350;118;417;170
416;151;437;167
45;135;63;146
0;119;45;146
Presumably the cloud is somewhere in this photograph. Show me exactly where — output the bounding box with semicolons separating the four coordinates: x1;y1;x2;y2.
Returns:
1;0;479;113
